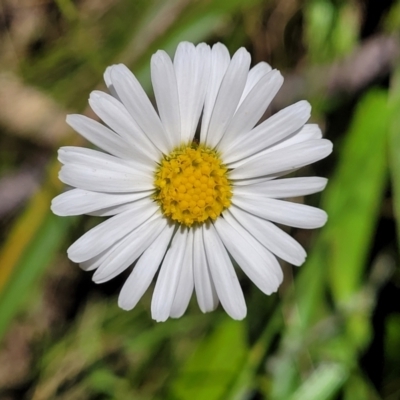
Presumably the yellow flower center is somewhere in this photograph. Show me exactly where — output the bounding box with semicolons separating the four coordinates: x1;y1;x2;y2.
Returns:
154;144;232;226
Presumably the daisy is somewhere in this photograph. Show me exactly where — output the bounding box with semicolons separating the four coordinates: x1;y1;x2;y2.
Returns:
51;42;332;321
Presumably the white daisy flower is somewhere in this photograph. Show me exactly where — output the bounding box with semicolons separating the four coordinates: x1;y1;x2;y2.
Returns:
51;42;332;322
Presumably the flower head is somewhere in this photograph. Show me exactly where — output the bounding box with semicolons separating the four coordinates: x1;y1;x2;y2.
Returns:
51;42;332;321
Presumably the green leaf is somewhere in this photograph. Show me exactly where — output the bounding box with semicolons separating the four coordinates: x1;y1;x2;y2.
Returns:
388;66;400;249
296;89;390;328
324;90;389;303
169;317;247;400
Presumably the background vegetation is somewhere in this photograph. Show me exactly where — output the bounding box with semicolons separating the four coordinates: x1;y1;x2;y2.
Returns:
0;0;399;399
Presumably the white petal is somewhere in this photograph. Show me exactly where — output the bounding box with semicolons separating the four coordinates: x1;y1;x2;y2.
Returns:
80;213;163;273
233;177;328;198
200;43;230;143
227;123;323;171
223;101;311;164
230;169;315;187
109;64;172;153
229;139;333;180
238;61;272;107
59;164;153;193
79;250;106;272
104;66;120;100
218;70;283;153
151;50;181;147
265;123;322;152
87;201;148;217
118;222;175;310
229;205;306;266
58;146;152;176
58;146;154;193
151;227;188;322
214;215;282;294
231;176;279;186
89;90;160;164
203;222;247;320
193;225;218;313
51;189;152;216
67;199;157;263
66;115;132;160
174;42;211;143
205;48;251;148
232;196;328;229
170;228;195;318
93;216;167;283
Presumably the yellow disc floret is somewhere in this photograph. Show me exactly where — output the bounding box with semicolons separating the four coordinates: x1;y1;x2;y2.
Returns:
154;144;232;226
